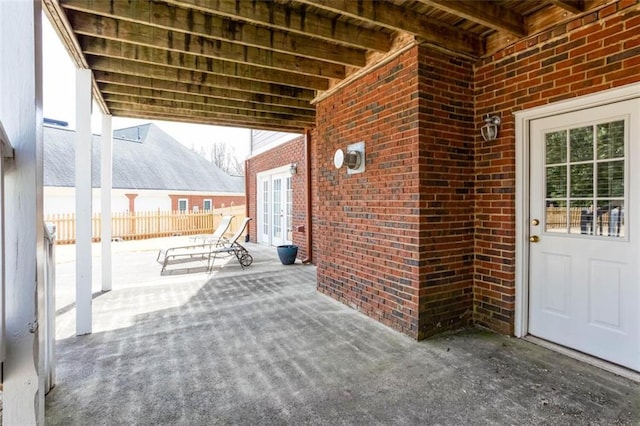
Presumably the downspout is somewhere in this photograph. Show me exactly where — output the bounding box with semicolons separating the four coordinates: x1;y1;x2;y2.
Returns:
302;129;313;264
244;158;250;219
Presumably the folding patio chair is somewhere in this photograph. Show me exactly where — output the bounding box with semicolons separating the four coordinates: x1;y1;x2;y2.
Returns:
156;215;234;274
207;217;253;271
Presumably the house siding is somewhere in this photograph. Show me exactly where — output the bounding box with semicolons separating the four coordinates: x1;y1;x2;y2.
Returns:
246;136;308;260
473;0;640;334
251;129;300;155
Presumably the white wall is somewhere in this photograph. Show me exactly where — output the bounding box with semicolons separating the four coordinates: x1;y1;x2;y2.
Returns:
135;194;171;212
44;187;190;214
1;1;44;423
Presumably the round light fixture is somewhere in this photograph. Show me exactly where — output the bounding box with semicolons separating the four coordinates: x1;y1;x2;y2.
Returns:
334;149;345;169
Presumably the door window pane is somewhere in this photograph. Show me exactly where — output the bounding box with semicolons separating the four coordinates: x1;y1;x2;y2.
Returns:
546;131;567;164
597;120;624;160
543;119;626;239
597;160;624;198
546;165;567;198
570;164;593;197
273;178;282;239
570;126;593;162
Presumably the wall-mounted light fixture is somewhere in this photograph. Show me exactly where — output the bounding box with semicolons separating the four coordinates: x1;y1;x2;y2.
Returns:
289;163;298;175
481;114;501;142
334;141;365;175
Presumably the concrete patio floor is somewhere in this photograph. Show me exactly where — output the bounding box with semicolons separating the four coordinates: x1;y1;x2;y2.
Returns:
46;238;640;425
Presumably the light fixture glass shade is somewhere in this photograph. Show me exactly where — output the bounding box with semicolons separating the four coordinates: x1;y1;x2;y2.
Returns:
481;114;501;142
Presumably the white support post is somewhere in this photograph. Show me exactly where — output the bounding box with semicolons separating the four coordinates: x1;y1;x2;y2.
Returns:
76;68;92;335
101;114;112;292
0;1;45;424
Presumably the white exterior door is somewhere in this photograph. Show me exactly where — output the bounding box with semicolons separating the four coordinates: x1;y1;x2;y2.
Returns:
529;99;640;371
257;168;293;247
271;175;285;246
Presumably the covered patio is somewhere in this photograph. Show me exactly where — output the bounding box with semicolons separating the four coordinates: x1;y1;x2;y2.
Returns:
2;0;640;423
45;241;639;424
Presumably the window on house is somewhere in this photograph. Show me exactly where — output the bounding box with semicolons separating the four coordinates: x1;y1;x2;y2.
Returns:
178;199;188;213
204;199;212;211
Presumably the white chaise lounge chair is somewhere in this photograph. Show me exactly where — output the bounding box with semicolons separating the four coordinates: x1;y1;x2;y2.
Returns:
156;215;234;274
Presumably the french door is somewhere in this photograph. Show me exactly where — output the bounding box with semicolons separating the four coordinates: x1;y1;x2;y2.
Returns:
258;170;293;247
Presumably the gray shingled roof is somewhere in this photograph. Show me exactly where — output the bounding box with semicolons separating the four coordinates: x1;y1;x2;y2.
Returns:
44;123;245;193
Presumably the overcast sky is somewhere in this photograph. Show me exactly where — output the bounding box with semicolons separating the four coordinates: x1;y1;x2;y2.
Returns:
41;13;252;160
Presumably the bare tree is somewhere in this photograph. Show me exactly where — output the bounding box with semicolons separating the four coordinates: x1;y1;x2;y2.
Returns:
202;142;245;176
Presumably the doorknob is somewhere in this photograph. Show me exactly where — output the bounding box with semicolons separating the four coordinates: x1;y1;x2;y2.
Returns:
531;219;539;226
529;235;540;243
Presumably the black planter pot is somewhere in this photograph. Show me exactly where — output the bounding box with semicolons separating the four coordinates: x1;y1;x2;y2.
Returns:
277;245;298;265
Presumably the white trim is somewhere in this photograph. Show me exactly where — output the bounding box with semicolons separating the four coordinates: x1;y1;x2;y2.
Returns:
514;82;640;338
524;336;640;383
255;164;293;179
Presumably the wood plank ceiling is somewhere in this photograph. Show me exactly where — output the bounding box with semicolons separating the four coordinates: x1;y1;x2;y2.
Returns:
43;0;608;132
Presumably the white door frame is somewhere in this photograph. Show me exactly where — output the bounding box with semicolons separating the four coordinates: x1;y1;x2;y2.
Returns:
514;82;640;338
257;165;293;246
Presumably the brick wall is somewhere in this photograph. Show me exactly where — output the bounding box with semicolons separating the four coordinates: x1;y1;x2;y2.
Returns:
246;136;308;260
315;47;423;337
314;45;475;339
417;45;475;337
473;0;640;334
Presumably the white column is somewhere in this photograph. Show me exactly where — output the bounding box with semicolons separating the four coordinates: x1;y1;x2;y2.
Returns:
0;1;44;424
101;114;112;292
76;68;92;335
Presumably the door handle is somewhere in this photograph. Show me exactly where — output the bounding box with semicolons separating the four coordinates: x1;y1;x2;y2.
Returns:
529;235;540;243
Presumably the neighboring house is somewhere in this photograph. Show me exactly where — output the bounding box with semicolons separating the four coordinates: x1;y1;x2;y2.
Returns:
246;130;307;258
44;123;245;215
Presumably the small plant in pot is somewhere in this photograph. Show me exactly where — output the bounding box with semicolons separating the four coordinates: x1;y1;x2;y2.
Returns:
277;245;298;265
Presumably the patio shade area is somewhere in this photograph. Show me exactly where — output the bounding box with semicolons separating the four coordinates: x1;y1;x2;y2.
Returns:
46;243;640;424
41;0;609;132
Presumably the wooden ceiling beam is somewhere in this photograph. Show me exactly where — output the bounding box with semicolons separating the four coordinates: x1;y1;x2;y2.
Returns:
67;10;346;79
79;36;329;91
417;0;527;37
549;0;585;14
296;0;483;57
100;88;315;119
104;95;315;125
87;55;315;101
164;0;391;52
111;109;307;133
485;0;605;56
94;73;315;111
61;0;367;67
108;104;310;131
